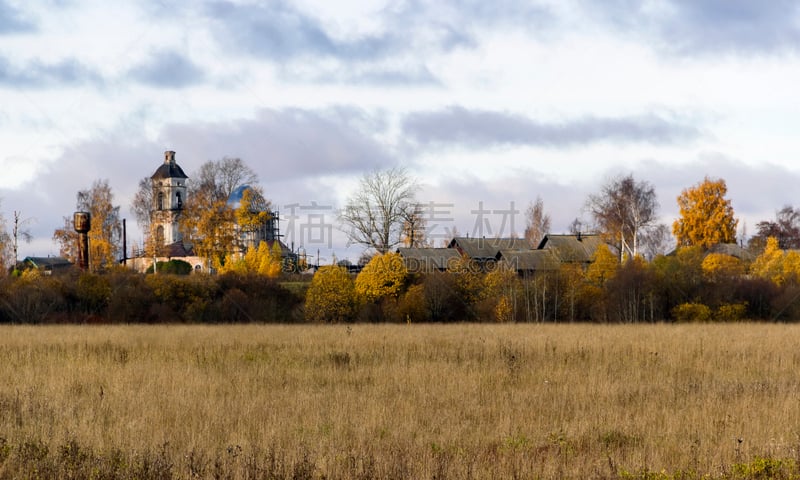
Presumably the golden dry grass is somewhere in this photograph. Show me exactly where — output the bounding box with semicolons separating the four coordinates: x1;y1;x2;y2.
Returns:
1;323;800;478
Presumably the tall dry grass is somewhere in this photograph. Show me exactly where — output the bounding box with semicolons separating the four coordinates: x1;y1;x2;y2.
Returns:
1;323;800;478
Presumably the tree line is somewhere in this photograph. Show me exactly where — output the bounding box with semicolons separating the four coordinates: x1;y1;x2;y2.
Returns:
5;158;800;322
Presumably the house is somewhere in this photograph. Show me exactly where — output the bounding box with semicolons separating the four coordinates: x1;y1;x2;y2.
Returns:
396;247;461;273
705;243;755;262
18;256;73;275
536;233;603;265
447;237;530;269
497;249;561;277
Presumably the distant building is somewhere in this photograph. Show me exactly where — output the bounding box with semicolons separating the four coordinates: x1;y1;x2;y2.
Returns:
446;237;529;270
18;256;73;275
497;249;561;277
536;233;604;265
129;150;292;273
151;150;188;247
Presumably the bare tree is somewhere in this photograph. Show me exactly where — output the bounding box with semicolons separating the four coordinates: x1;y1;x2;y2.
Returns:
339;168;419;253
568;218;584;235
0;201;9;268
191;157;258;201
753;205;800;249
639;223;673;260
524;196;551;247
130;177;153;230
401;203;427;248
11;211;33;266
586;174;658;261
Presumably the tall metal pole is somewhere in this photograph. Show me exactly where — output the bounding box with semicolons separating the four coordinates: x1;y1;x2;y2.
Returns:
122;218;127;266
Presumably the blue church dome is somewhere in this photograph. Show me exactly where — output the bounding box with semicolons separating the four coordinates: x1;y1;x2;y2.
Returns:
227;185;268;211
227;185;251;209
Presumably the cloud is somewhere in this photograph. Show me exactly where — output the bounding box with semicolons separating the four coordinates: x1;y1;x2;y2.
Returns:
128;50;206;88
158;107;395;180
0;1;35;34
0;56;101;88
204;0;397;61
388;0;553;31
582;0;800;55
402;107;701;148
202;0;552;64
297;64;440;86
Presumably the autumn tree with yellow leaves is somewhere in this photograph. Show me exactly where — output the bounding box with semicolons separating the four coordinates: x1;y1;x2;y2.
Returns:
673;177;738;249
748;236;800;286
53;179;122;271
179;158;261;269
701;253;745;283
219;240;282;278
305;265;358;323
483;263;518;322
354;252;409;302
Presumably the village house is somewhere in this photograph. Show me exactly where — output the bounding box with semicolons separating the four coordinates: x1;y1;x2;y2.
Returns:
395;233;604;277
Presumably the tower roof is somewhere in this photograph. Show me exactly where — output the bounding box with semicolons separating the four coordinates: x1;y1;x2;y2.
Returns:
151;150;188;180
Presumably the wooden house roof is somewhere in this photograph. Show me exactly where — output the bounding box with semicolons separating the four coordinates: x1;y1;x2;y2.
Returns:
447;237;530;260
706;243;754;262
23;256;73;269
537;234;603;263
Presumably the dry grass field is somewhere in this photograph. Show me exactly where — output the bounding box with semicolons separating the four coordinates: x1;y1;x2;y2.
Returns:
1;323;800;479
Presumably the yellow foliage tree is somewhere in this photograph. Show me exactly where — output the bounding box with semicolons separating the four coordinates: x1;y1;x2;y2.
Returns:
783;250;800;284
447;254;483;307
218;240;282;278
355;252;409;302
305;265;358;323
585;243;618;287
751;237;785;285
484;263;518;322
701;253;745;282
673;177;738;248
53;179;122;271
258;241;283;278
181;194;236;270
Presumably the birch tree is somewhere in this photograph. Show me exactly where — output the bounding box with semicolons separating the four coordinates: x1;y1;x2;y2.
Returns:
673;176;737;249
524;196;551;247
586;174;658;261
339;168;419;253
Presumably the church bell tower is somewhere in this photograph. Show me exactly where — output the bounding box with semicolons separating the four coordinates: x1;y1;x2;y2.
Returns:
150;150;188;247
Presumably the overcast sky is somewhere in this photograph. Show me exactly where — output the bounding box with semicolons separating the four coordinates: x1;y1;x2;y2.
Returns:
4;0;800;262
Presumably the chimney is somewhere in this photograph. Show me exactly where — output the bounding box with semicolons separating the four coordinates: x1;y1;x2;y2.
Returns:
164;150;176;164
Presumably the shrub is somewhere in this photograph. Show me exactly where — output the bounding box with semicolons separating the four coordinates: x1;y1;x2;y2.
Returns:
671;302;712;322
355;252;408;302
305;266;358;323
146;259;193;275
715;302;747;322
394;284;429;323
